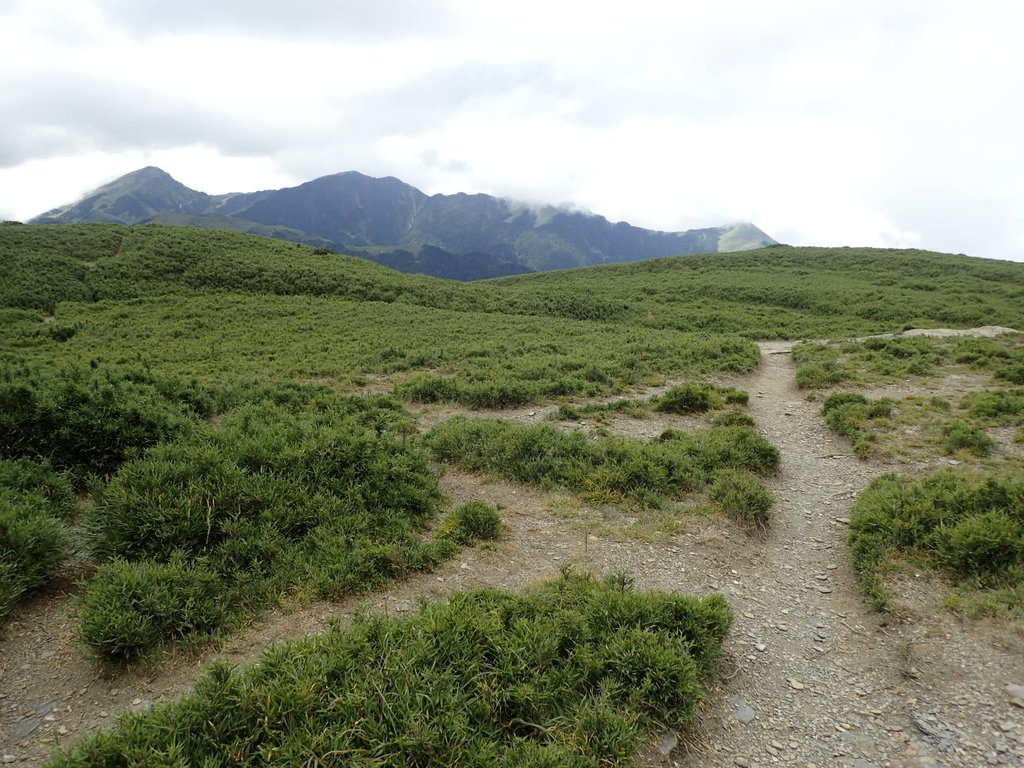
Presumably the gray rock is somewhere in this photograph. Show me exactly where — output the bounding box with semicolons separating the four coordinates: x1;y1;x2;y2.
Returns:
729;695;757;724
657;731;678;756
11;698;58;739
1007;683;1024;708
838;760;880;768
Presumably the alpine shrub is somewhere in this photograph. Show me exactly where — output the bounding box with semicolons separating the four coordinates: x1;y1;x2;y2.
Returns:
656;383;715;413
849;471;1024;614
52;573;733;767
78;558;229;662
708;469;775;530
441;501;503;544
0;493;72;619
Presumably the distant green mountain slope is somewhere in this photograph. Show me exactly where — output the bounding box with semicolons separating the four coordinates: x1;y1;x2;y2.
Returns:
30;167;775;279
3;224;1022;340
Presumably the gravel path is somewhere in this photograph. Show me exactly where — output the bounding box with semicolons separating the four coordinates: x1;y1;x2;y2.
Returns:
672;342;1024;768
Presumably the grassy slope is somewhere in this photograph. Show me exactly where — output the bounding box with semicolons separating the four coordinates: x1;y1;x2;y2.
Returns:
481;245;1024;338
5;224;1024;404
3;223;1023;762
4;224;1024;339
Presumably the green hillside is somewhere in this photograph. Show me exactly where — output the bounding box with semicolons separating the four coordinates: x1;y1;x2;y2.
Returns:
4;223;1023;340
5;223;1023;405
481;245;1024;338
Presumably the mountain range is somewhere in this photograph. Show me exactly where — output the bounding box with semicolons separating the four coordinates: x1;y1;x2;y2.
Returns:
31;166;776;280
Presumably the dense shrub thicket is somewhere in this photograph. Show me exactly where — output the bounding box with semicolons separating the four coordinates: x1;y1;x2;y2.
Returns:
79;396;494;662
0;364;215;484
0;458;76;619
51;572;733;768
849;471;1024;615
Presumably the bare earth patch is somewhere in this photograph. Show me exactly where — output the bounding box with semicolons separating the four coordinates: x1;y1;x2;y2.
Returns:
2;340;1022;767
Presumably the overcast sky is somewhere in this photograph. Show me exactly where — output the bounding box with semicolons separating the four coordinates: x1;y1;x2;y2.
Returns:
2;0;1023;261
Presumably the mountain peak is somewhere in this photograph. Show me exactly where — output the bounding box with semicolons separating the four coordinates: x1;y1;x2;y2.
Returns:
31;167;208;225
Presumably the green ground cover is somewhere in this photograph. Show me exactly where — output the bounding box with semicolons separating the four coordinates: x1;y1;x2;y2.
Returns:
849;471;1024;619
50;572;732;768
424;417;777;527
794;334;1024;391
0;458;76;618
77;392;498;662
2;293;760;406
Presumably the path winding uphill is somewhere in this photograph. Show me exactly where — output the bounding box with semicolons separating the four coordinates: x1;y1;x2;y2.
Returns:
676;342;1024;768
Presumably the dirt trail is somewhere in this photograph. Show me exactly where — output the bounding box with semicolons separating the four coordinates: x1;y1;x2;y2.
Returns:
673;342;1024;768
2;343;1022;767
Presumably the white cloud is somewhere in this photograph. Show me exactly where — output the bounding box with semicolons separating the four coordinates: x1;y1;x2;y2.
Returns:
0;0;1022;261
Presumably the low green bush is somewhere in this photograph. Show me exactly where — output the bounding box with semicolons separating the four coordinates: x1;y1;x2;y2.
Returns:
0;364;208;484
0;492;72;619
655;383;750;414
953;337;1012;367
962;389;1024;424
821;393;895;459
656;383;714;413
662;425;780;477
711;410;756;427
708;469;774;530
0;458;78;620
51;572;733;767
941;420;995;457
549;398;648;424
796;362;848;389
933;511;1022;583
440;501;503;545
995;362;1024;385
0;457;76;519
849;471;1024;614
822;392;868;413
78;558;228;663
793;343;851;389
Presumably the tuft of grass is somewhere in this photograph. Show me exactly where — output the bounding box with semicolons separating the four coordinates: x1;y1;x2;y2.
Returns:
439;501;504;545
50;572;733;768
